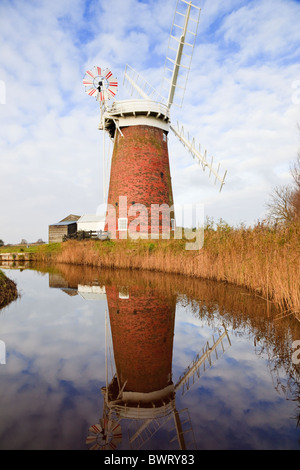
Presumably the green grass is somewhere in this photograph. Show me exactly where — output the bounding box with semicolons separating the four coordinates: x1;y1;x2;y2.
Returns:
0;244;38;253
0;243;62;254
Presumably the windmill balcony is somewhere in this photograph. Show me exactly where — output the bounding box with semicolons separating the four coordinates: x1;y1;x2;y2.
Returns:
102;99;171;138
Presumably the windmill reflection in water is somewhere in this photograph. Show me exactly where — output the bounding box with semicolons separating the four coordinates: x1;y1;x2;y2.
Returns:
85;279;231;451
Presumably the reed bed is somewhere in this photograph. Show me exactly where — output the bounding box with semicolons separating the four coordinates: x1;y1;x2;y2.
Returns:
35;221;300;319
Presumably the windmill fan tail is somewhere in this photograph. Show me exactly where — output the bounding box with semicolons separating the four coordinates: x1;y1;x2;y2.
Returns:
83;66;118;104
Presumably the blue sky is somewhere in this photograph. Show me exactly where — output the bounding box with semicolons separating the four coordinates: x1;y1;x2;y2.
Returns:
0;0;300;243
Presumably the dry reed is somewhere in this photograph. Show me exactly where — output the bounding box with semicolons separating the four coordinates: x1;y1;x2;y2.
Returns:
35;221;300;319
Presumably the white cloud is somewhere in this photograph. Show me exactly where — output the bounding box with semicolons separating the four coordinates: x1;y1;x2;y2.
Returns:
0;0;300;243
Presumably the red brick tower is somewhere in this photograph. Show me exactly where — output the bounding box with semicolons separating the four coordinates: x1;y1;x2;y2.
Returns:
104;100;175;238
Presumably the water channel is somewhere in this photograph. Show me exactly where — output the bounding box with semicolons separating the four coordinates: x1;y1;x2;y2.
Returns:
0;263;299;450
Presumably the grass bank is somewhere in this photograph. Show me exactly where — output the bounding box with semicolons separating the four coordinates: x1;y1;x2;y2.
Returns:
29;220;300;320
0;270;18;309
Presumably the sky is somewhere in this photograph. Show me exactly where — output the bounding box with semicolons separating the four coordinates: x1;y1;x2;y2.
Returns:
0;0;300;244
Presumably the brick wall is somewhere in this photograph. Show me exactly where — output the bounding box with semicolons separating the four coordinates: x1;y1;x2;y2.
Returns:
105;125;174;237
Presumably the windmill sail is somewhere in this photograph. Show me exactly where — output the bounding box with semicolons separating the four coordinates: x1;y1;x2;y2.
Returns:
124;64;166;103
162;0;201;109
170;122;227;191
174;327;231;396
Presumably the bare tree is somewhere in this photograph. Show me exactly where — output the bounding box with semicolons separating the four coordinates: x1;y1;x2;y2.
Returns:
291;153;300;187
290;153;300;220
266;184;295;224
266;152;300;224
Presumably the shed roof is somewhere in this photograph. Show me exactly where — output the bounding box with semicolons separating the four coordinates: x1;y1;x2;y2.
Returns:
78;214;105;223
59;214;81;222
50;220;78;227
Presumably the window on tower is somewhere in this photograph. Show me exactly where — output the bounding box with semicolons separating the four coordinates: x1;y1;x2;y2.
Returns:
118;218;128;231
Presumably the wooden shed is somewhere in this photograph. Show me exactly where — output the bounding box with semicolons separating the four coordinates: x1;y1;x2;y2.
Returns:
48;214;80;243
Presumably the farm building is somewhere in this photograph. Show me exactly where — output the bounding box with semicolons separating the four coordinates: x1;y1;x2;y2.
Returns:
77;214;105;233
48;214;80;243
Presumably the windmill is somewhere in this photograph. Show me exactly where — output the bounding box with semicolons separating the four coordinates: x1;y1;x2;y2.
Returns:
83;0;227;238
